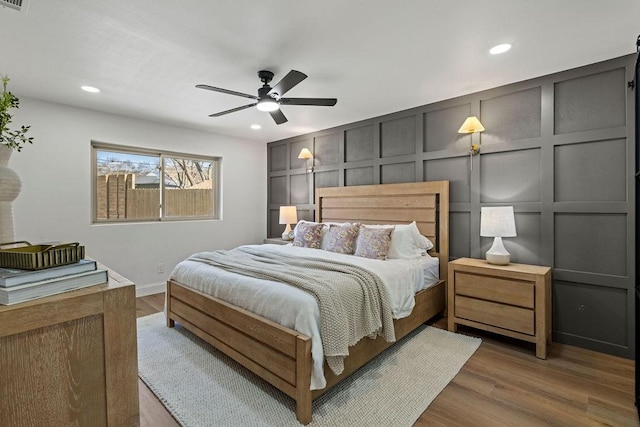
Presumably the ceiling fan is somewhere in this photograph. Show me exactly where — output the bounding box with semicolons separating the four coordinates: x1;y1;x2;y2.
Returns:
196;70;337;125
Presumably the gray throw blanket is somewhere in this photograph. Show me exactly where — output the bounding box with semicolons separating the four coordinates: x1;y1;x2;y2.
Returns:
188;246;396;375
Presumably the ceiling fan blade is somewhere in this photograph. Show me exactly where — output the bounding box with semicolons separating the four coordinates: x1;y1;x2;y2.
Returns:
280;97;337;106
269;109;288;125
269;70;307;97
209;103;257;117
196;84;258;100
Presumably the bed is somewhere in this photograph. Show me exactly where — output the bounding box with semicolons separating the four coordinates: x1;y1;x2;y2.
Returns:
166;181;449;424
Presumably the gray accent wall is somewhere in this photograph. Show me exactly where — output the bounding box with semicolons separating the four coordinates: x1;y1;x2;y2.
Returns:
267;54;636;359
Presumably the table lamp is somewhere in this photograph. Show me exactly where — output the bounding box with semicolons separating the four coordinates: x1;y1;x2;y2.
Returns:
480;206;516;265
279;206;298;240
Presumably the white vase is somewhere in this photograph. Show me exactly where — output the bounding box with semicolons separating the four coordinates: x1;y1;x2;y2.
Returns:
0;145;22;243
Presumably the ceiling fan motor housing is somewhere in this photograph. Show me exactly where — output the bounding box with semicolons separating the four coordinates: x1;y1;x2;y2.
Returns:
258;70;274;85
258;85;276;99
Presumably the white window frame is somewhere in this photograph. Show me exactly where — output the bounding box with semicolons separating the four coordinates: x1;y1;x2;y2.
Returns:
91;141;221;223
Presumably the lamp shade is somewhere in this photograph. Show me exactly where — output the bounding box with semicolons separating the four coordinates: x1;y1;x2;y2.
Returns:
480;206;516;237
279;206;298;225
298;148;313;160
458;116;485;134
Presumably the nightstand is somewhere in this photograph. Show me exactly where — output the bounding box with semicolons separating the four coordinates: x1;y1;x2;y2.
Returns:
263;237;291;245
447;257;552;359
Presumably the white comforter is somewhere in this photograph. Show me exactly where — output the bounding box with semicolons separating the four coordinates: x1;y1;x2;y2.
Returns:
169;244;438;390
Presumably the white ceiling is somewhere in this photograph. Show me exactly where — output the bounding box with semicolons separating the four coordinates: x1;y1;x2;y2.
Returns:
1;0;638;143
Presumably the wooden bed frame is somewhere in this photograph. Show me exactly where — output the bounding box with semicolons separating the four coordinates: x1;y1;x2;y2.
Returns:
166;181;449;424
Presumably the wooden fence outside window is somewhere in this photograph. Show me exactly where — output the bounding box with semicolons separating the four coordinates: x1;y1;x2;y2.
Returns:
96;174;212;220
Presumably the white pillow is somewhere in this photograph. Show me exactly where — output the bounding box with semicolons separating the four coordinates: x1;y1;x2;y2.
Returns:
368;221;433;259
416;231;434;251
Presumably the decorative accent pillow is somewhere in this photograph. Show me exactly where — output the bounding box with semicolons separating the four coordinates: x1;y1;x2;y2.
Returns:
354;226;393;260
368;221;434;259
293;220;323;239
323;223;360;254
320;222;350;250
292;220;324;249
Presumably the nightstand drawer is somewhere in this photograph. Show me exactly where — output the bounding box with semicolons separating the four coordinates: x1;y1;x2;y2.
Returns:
455;272;534;309
455;295;535;335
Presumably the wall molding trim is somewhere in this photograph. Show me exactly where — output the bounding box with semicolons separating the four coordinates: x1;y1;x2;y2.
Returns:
266;53;636;359
135;281;166;297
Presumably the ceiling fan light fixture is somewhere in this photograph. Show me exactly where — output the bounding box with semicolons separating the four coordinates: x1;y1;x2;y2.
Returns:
256;98;279;112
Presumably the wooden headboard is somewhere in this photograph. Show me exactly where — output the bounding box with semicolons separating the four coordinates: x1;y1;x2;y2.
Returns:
315;181;449;282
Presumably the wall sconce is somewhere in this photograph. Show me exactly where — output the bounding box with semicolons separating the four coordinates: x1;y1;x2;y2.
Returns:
480;206;517;265
458;116;485;169
279;205;298;240
458;116;485;154
298;148;314;173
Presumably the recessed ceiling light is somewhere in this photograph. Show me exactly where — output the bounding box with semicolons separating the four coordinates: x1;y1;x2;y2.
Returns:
81;85;100;93
489;43;512;55
250;124;261;130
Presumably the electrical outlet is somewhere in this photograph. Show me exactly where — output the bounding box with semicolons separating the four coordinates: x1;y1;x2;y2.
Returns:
156;263;165;274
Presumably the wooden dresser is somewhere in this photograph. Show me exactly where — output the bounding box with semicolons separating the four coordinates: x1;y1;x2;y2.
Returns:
0;265;140;426
447;257;551;359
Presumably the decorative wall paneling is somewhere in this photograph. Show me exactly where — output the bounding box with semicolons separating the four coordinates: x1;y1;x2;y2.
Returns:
267;54;635;358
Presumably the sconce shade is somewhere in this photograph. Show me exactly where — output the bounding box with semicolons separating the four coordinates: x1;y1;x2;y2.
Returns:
480;206;517;237
298;148;313;160
458;116;485;134
298;148;314;175
481;206;516;265
279;206;298;225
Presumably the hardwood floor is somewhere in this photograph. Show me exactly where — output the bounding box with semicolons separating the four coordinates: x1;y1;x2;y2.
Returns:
136;293;639;426
136;293;180;427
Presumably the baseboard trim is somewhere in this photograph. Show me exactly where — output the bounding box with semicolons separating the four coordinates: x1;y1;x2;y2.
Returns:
552;330;631;359
136;281;166;297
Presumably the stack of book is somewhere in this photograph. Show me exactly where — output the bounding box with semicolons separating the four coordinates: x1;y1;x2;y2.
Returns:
0;259;108;305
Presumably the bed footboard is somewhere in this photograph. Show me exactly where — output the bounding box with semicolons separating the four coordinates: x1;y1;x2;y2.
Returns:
166;279;313;424
313;280;445;396
165;278;445;424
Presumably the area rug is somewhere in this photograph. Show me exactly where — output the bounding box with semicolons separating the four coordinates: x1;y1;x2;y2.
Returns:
137;312;481;426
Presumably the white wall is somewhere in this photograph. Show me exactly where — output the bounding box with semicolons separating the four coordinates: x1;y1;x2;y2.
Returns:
8;97;267;292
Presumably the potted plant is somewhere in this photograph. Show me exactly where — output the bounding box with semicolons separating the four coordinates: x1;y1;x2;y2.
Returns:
0;74;32;243
0;75;33;152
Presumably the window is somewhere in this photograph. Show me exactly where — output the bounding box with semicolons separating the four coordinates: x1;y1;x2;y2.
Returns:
92;142;221;223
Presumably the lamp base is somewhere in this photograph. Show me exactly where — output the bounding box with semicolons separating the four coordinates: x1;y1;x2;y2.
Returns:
485;236;510;265
281;224;293;241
